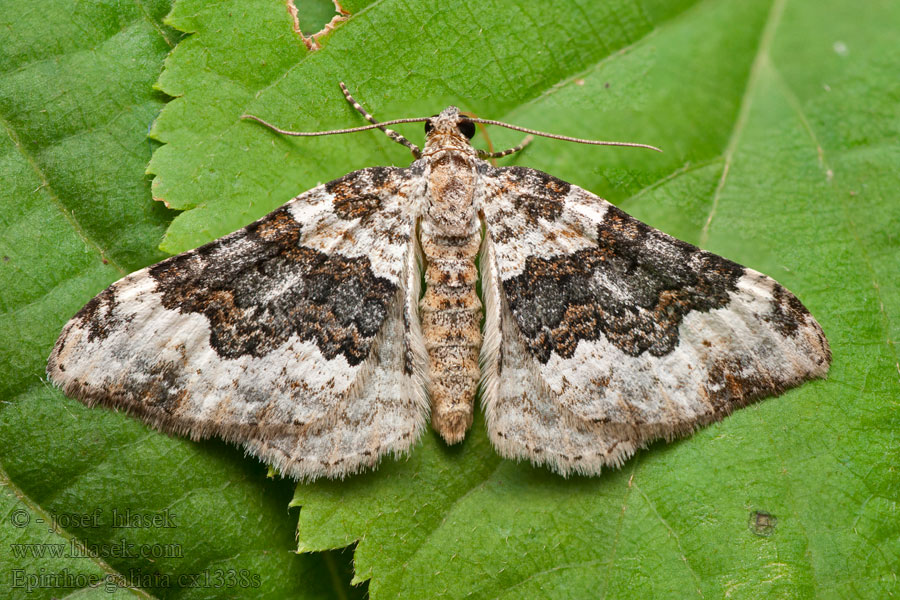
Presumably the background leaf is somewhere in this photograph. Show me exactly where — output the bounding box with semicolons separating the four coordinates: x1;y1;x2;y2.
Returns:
151;0;900;597
0;0;359;597
4;0;897;598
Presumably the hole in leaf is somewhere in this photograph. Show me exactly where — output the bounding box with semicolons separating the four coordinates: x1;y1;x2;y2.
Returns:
286;0;350;51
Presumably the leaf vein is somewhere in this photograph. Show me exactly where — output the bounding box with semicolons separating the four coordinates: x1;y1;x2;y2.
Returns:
0;112;127;275
700;0;786;246
0;461;154;598
633;482;704;598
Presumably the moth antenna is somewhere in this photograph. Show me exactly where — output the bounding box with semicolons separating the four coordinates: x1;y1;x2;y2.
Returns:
477;135;533;160
468;118;662;152
340;82;422;157
240;114;432;137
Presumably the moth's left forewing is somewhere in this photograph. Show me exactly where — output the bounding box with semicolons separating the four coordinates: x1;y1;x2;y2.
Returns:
48;166;429;480
479;165;831;476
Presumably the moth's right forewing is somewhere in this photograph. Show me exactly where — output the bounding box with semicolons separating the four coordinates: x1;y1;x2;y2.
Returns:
479;165;830;476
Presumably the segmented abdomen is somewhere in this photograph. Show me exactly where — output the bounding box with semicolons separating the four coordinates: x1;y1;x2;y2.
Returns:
420;227;482;444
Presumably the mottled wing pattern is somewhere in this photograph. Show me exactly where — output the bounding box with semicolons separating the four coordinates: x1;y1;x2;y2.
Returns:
478;165;831;476
48;167;428;479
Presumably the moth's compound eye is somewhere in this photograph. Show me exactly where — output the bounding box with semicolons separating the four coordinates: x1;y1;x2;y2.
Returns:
458;120;476;139
424;119;435;135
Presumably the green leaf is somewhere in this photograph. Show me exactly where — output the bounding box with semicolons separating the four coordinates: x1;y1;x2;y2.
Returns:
7;0;897;598
150;0;898;596
0;1;359;597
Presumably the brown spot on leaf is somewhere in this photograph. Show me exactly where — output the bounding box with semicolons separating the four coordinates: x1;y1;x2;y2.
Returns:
748;510;777;536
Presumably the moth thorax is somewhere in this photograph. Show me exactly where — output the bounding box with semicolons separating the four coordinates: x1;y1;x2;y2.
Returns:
427;152;477;236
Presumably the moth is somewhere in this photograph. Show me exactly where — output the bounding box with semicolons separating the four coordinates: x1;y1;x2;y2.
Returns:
47;83;831;479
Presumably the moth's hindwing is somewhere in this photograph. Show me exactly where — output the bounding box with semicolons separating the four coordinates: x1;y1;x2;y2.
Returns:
48;167;428;479
479;165;831;476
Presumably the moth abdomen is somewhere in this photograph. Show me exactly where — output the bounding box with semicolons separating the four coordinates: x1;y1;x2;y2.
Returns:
420;228;482;444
